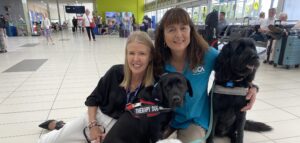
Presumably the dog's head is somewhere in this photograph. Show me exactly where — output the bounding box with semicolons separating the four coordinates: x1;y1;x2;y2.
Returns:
151;72;193;108
215;38;260;82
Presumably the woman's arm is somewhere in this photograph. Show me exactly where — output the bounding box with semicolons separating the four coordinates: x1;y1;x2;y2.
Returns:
241;84;259;112
88;106;105;142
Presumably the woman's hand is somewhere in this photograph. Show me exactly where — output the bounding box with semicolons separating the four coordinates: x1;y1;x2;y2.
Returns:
241;86;258;112
90;126;105;143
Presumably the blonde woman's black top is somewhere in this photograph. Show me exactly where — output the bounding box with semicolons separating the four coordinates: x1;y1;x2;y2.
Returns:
85;64;142;119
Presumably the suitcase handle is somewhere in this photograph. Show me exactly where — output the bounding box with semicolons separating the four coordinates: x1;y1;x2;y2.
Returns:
275;20;281;25
243;17;250;26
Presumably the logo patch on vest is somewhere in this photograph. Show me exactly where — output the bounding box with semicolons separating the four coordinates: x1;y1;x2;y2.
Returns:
192;66;205;75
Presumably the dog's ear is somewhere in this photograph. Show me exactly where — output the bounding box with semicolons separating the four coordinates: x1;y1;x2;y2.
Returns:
186;79;193;97
138;86;153;101
152;81;163;102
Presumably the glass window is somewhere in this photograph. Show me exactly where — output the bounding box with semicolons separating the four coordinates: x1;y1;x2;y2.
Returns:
260;0;271;18
187;7;193;18
200;5;208;25
227;1;235;19
244;0;254;17
272;0;278;8
235;0;244;18
192;6;200;25
284;0;300;20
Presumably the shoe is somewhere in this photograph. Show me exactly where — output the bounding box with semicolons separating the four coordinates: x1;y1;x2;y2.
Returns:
263;60;267;64
269;61;274;65
93;39;96;41
39;120;65;130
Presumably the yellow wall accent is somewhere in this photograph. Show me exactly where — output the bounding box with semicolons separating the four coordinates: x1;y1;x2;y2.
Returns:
96;0;144;24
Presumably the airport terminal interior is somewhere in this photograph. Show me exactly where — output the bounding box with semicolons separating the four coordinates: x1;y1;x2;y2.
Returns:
0;0;300;143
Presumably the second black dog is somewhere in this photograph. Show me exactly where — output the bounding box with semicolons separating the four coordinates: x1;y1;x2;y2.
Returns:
103;72;193;143
207;38;272;143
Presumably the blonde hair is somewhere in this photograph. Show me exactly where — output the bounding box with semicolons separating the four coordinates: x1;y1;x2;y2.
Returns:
120;31;154;89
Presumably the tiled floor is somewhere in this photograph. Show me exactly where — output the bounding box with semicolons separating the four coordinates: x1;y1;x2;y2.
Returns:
0;31;300;143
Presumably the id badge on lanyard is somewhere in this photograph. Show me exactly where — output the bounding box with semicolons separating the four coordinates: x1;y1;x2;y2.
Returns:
126;83;141;103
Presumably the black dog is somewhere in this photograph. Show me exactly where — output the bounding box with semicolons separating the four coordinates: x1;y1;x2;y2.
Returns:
207;38;272;143
103;72;193;143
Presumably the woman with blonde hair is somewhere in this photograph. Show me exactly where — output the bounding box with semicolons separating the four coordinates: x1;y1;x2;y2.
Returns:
38;31;155;143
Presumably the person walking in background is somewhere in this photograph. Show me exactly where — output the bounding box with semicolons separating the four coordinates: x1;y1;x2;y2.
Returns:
82;9;95;41
0;14;8;53
72;17;78;32
42;14;54;45
122;12;131;31
217;12;229;35
96;15;102;34
131;14;136;31
142;15;151;32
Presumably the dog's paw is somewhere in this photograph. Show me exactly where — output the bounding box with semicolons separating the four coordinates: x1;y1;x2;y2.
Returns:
156;139;182;143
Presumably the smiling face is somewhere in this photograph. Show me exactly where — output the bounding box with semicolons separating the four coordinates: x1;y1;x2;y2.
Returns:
126;42;151;78
164;23;191;53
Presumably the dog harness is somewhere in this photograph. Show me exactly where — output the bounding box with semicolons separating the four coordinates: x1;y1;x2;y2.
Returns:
126;99;171;118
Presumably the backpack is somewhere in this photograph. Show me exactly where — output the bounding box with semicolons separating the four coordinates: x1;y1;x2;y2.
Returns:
203;10;218;48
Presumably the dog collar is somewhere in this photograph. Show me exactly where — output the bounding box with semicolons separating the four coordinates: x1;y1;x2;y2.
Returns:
213;85;248;96
125;99;172;118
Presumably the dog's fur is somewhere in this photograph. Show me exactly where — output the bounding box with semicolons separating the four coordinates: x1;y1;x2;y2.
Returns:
103;73;193;143
207;38;272;143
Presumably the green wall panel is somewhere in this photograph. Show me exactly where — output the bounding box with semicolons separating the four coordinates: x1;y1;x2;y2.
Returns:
96;0;144;24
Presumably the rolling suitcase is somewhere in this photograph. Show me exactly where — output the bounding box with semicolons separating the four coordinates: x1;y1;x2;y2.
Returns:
273;30;300;69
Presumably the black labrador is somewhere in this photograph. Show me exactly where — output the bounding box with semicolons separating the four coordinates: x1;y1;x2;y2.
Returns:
207;38;272;143
103;72;193;143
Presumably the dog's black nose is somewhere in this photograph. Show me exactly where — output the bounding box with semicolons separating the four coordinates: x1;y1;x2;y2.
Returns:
172;96;181;104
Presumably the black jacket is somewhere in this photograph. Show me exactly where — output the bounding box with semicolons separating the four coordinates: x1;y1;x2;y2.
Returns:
85;64;143;119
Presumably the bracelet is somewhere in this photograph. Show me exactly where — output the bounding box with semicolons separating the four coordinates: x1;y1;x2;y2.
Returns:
251;84;259;93
88;120;98;129
89;123;99;129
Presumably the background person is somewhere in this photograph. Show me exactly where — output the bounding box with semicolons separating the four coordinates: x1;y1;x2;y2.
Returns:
0;14;8;53
217;12;228;35
41;14;54;45
82;9;96;41
72;16;78;32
